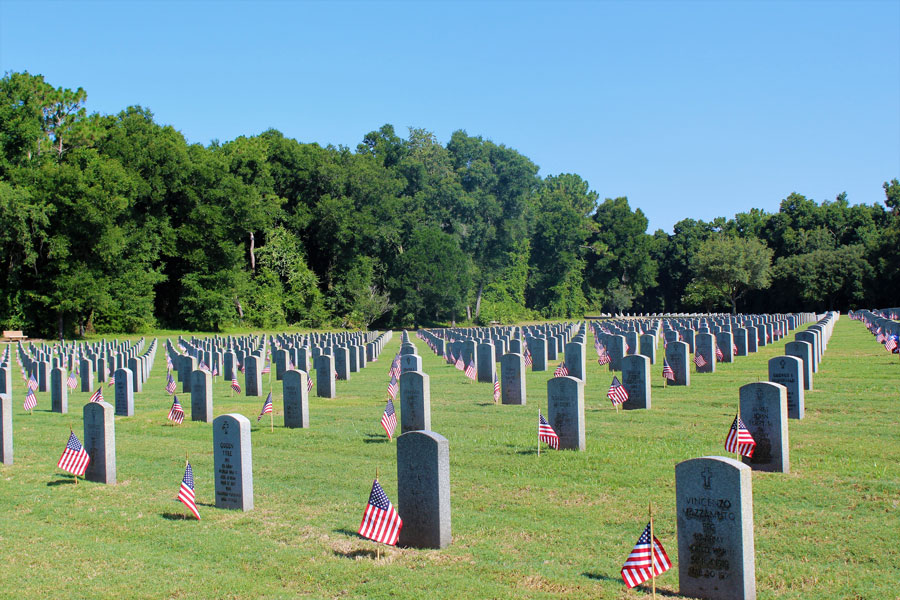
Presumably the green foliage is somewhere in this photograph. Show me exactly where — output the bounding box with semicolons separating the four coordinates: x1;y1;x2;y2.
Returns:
688;235;774;313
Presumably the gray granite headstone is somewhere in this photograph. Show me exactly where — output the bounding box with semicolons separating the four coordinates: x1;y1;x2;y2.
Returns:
180;355;197;392
0;393;11;465
51;367;68;414
676;456;756;600
334;347;350;381
83;400;116;484
547;376;585;450
695;333;716;373
665;341;690;386
315;355;336;398
0;366;11;397
767;356;804;420
794;331;819;373
745;327;758;353
224;351;236;381
127;357;143;393
564;341;586;381
621;354;651;410
733;328;748;356
191;369;213;423
37;360;50;392
639;333;657;364
114;368;134;417
607;335;625;371
282;370;309;428
739;382;789;473
716;332;734;363
213;413;253;511
500;353;526;405
399;371;431;434
244;355;262;397
400;354;422;374
530;337;548;371
79;359;93;393
397;430;451;549
784;341;813;390
476;343;495;383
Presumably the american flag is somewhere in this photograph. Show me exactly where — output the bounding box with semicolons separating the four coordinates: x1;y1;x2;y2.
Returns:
27;373;38;391
89;388;104;403
597;350;611;366
388;356;401;378
381;398;397;440
885;335;898;353
108;374;115;387
715;346;724;362
24;388;37;411
66;372;78;389
307;374;314;392
607;376;629;406
257;392;273;422
464;361;477;380
725;414;756;457
357;479;402;545
211;364;218;377
876;332;886;343
733;343;738;355
538;412;559;449
662;359;675;381
167;396;185;424
553;361;569;377
523;349;533;367
455;355;465;371
620;522;672;589
177;462;201;520
57;431;90;477
239;363;245;373
231;377;241;393
166;373;177;394
261;363;271;375
387;374;398;400
445;350;455;365
693;354;708;368
493;372;501;402
199;360;209;372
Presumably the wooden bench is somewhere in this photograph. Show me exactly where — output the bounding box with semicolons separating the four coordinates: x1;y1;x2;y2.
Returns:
2;330;27;342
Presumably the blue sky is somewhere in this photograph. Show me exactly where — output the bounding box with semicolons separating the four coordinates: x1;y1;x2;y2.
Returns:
1;0;897;232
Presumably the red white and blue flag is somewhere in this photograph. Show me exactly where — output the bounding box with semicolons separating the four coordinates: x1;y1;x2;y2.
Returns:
166;373;177;394
57;431;90;477
257;392;273;422
538;412;559;449
620;523;672;589
168;396;185;424
607;376;629;406
662;359;675;381
24;388;37;411
381;398;397;440
177;462;201;520
231;377;241;393
358;479;402;546
89;388;103;403
725;414;756;457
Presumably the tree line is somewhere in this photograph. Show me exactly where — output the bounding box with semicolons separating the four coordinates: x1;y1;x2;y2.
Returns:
1;71;897;336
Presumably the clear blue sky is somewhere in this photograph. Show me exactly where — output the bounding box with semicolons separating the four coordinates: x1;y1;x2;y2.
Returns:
2;0;898;232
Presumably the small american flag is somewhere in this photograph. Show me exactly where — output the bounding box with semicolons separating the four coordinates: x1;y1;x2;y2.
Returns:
662;359;675;381
607;376;629;406
261;363;271;375
358;479;402;546
167;396;185;424
454;355;464;371
257;392;273;422
381;398;397;440
307;374;313;392
66;372;78;389
388;354;401;376
553;361;568;377
24;388;37;411
715;346;724;362
199;360;209;372
693;354;708;368
107;374;115;387
231;377;241;393
725;414;756;457
89;388;104;403
27;373;38;391
885;335;898;353
211;365;218;377
387;374;398;400
733;343;738;355
523;349;533;367
620;522;672;588
464;361;477;380
597;350;611;366
177;462;200;520
538;412;559;449
57;431;90;477
166;373;177;394
493;372;500;402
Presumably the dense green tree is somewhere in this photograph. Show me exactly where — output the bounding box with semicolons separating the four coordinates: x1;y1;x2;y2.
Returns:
687;235;774;313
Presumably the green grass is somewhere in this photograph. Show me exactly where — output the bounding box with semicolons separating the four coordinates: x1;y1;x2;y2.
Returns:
1;319;898;599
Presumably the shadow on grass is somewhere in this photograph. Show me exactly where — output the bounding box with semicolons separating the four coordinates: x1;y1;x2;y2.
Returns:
582;573;680;597
475;402;497;407
515;448;538;456
161;512;195;521
363;434;388;444
333;548;378;560
46;478;77;486
333;528;361;538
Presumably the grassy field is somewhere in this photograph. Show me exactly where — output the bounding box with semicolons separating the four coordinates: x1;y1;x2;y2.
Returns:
1;318;897;599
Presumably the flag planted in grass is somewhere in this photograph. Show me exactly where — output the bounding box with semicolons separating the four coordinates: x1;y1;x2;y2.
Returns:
57;431;90;477
715;346;724;362
553;361;569;377
538;412;559;449
464;361;476;381
257;392;273;422
693;354;708;368
231;377;241;393
607;376;629;406
386;374;398;400
177;462;200;520
493;372;501;402
358;479;402;546
66;372;78;389
724;414;756;457
381;398;397;440
167;396;185;424
89;388;104;403
662;359;675;381
24;388;36;411
166;372;177;394
621;522;672;589
27;373;38;391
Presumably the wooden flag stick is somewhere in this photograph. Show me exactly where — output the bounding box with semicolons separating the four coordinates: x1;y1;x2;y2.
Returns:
270;406;274;433
649;501;656;600
735;405;741;462
537;409;541;457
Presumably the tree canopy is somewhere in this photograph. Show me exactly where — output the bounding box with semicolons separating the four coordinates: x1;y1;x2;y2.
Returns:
0;71;896;336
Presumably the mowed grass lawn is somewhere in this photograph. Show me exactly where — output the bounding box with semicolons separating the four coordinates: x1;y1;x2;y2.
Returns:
1;318;897;599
